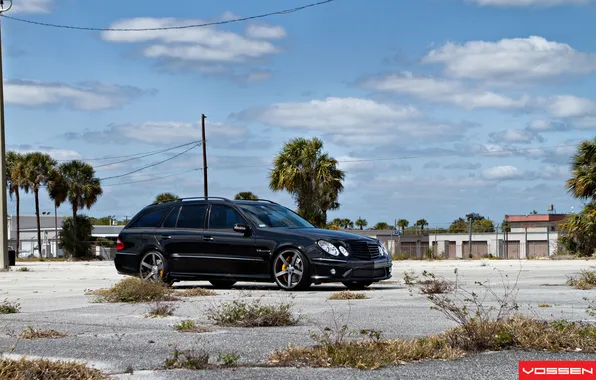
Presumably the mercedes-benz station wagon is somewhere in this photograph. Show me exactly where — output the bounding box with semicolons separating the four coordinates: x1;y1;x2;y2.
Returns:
114;197;392;291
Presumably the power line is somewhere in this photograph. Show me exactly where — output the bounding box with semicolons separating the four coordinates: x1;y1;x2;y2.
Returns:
56;141;200;163
0;0;336;32
93;141;200;168
103;168;201;187
100;143;199;181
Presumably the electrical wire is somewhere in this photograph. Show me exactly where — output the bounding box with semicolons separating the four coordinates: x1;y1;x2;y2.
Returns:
100;143;199;181
93;141;200;168
102;168;201;187
0;0;336;31
55;141;200;162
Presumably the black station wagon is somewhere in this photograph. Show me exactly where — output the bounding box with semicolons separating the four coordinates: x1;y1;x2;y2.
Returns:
114;197;392;291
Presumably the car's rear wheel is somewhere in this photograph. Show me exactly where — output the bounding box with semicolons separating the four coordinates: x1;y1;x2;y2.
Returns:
342;281;372;290
273;249;311;291
209;280;236;289
139;251;174;285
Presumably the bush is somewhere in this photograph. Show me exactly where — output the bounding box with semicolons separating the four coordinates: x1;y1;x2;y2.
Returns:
567;270;596;289
19;326;67;340
174;320;212;333
207;298;298;327
164;347;209;370
146;300;177;318
418;271;455;295
88;277;175;303
0;299;20;314
0;358;107;379
59;215;94;258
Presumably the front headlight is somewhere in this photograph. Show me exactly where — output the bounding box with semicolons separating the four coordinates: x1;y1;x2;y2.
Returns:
339;246;349;257
317;240;339;256
378;243;389;257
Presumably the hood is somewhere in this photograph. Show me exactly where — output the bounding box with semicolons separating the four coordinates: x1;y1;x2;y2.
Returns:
281;228;378;242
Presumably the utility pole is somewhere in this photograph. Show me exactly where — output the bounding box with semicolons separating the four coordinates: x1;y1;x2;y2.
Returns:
0;1;13;270
201;114;208;200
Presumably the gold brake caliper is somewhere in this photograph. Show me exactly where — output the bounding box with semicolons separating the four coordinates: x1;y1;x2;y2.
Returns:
281;256;291;279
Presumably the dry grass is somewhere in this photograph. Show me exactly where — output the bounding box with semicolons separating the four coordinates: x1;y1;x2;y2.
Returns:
17;267;30;272
87;277;177;303
207;299;298;327
328;291;369;300
417;271;455;295
164;347;209;370
0;299;20;314
19;326;67;340
174;320;213;333
176;288;217;297
270;316;596;369
538;304;552;308
0;357;108;379
567;270;596;290
146;301;177;318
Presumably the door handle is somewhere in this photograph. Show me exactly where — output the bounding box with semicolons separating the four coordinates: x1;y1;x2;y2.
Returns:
202;236;214;241
160;235;171;240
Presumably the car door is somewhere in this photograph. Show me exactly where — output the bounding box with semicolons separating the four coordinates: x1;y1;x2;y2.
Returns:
203;204;266;277
159;203;211;275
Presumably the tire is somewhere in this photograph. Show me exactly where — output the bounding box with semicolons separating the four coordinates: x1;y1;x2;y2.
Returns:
272;249;311;291
209;280;237;289
139;251;174;285
342;281;372;290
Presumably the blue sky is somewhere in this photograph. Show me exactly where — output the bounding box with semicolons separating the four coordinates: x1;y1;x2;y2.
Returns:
3;0;596;228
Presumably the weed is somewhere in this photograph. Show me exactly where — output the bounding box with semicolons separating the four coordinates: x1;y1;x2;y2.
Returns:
207;298;298;327
174;320;212;333
177;288;217;297
17;267;29;272
0;299;20;314
417;271;455;295
164;346;209;370
567;270;596;290
146;301;176;318
328;291;369;300
402;271;418;285
19;326;67;340
0;357;107;379
88;277;177;303
538;304;552;308
217;352;240;367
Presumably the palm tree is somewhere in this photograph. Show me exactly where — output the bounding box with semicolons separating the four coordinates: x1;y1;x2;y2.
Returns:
566;137;596;201
59;160;103;258
24;152;57;258
373;222;389;230
416;219;429;235
47;168;68;252
269;137;345;227
234;191;259;200
397;219;409;234
153;192;179;204
355;217;367;230
6;151;28;256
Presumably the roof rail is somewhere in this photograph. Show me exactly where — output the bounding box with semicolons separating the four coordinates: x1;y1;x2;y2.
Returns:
255;199;280;205
178;196;232;202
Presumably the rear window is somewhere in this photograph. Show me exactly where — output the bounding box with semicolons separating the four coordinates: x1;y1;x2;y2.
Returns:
129;207;170;228
177;204;208;229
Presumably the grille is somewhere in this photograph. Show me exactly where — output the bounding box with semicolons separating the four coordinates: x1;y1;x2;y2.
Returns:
346;241;381;260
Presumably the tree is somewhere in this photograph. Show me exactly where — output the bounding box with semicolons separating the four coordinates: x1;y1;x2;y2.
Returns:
416;219;429;234
566;137;596;201
269;137;345;227
449;215;495;233
6;151;28;257
397;219;409;233
340;218;353;229
449;218;468;233
24;152;57;258
373;222;389;230
153;192;179;204
355;217;368;230
59;215;94;258
59;161;103;258
234;191;259;201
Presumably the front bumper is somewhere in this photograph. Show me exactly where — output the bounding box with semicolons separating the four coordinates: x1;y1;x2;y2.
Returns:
309;256;392;282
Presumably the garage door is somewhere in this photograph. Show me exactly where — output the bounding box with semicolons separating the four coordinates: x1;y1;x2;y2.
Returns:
462;241;489;258
448;242;457;259
400;242;418;259
506;241;520;259
527;240;549;258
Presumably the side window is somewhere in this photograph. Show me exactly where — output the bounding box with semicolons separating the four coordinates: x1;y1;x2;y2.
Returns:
129;207;170;228
208;205;246;230
163;206;180;228
176;204;207;229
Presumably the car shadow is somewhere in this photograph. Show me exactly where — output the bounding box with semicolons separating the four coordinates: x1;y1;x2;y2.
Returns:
173;282;404;292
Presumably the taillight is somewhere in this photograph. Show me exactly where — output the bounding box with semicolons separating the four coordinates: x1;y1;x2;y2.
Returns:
116;238;124;251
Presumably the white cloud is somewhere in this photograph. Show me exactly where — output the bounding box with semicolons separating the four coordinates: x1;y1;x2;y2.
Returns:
526;119;570;132
102;17;285;64
443;161;482;170
245;24;287;40
10;0;52;13
489;128;543;144
468;0;589;6
482;165;525;180
233;97;474;145
5;80;149;111
359;72;529;109
539;95;596;118
423;36;596;83
10;145;81;161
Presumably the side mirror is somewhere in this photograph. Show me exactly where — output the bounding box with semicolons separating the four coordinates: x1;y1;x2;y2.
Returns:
233;224;250;234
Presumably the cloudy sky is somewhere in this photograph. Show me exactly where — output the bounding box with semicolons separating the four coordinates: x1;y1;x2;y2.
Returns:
4;0;594;228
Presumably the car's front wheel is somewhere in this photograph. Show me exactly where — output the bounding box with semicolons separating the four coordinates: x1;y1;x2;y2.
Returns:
342;281;372;290
139;251;174;285
273;249;311;291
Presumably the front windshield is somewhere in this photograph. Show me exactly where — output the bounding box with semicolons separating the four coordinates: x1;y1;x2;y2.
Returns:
236;203;314;228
